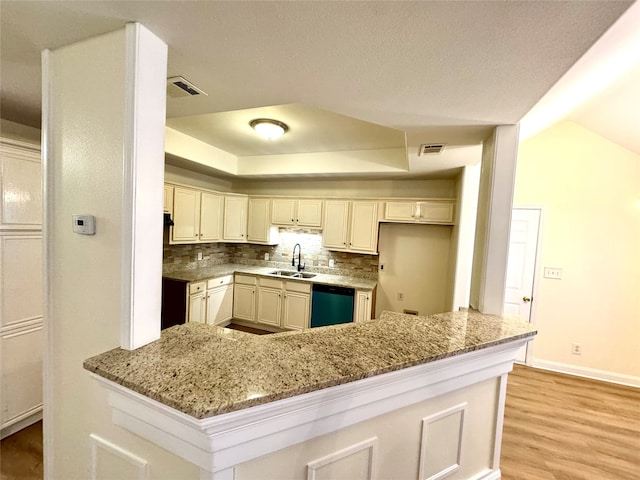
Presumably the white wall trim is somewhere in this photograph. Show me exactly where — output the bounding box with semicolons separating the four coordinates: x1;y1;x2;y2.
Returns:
491;374;508;469
307;437;377;480
41;47;55;480
92;338;526;475
469;468;501;480
0;406;42;440
531;359;640;388
419;403;466;480
89;433;148;480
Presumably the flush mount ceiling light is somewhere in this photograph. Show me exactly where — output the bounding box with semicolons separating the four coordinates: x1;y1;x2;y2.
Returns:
249;118;289;140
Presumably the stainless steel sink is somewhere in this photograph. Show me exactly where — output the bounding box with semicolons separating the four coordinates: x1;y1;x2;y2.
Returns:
269;270;317;279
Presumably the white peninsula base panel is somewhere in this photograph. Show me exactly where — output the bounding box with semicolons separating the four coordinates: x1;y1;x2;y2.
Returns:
93;339;524;480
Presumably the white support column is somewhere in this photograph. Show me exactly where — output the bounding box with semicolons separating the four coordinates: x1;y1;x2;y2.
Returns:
491;373;509;470
470;125;519;314
120;23;168;350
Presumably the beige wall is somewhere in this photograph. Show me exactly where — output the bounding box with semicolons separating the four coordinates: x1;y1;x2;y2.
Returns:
515;121;640;379
44;28;197;479
165;163;234;192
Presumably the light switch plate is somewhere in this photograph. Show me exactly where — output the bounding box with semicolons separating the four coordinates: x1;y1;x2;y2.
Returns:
329;259;335;268
72;215;96;235
264;253;269;261
544;267;563;279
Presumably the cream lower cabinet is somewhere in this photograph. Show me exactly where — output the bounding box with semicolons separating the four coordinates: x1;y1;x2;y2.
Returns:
323;200;379;254
206;276;234;326
354;290;373;323
233;275;256;322
257;278;311;330
188;281;207;323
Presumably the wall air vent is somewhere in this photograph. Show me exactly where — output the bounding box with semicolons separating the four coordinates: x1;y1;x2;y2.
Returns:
418;144;446;156
167;76;208;98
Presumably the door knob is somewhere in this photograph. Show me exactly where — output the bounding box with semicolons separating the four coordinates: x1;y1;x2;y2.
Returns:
522;296;532;303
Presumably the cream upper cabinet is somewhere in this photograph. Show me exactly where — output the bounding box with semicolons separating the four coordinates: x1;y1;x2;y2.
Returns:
271;199;323;228
223;195;248;242
163;185;173;213
322;200;350;250
248;198;279;245
170;187;222;244
0;140;42;229
384;200;455;225
199;192;222;242
323;200;378;254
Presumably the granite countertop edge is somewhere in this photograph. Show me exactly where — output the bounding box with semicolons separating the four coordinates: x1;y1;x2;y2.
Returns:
84;311;536;420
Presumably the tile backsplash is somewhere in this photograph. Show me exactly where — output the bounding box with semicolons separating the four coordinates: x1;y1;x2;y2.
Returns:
163;228;378;279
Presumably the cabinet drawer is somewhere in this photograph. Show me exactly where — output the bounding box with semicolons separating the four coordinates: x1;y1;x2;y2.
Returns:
207;275;233;289
189;281;206;294
285;281;311;294
235;274;257;286
258;277;283;289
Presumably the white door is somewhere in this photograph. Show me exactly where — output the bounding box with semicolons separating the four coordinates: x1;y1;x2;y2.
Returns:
504;208;541;363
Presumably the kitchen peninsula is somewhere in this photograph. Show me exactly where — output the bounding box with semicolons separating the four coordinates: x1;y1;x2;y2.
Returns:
85;310;536;480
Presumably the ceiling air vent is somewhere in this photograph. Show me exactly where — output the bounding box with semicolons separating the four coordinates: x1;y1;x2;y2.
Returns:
166;76;208;98
418;144;446;156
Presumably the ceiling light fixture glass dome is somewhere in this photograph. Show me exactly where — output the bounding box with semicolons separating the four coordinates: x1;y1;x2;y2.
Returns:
249;118;289;139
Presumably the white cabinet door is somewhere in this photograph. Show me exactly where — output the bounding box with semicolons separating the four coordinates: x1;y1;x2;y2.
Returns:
271;199;296;226
418;202;455;224
296;200;323;227
282;291;310;331
172;187;200;243
384;202;416;222
0;144;42;228
223;196;248;241
322;200;350;250
248;198;278;244
233;284;255;322
188;292;207;323
354;290;372;323
207;285;233;325
349;201;379;253
199;192;222;242
257;287;282;327
1;325;43;430
163;185;173;213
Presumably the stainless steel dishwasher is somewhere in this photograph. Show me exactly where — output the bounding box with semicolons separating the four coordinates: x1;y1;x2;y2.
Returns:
310;284;355;328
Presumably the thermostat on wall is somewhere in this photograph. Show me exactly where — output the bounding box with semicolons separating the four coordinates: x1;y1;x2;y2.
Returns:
72;215;96;235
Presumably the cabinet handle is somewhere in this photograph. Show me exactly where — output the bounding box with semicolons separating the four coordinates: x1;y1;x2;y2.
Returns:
291;219;294;222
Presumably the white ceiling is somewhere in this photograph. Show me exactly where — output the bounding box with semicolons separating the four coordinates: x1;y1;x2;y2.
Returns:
0;1;635;177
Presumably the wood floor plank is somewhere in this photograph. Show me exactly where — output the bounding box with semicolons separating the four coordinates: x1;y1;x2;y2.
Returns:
501;364;640;480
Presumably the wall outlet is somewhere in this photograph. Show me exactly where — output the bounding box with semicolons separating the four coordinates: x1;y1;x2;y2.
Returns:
397;292;404;301
329;259;335;268
197;252;203;261
264;253;269;261
571;343;582;355
544;267;563;279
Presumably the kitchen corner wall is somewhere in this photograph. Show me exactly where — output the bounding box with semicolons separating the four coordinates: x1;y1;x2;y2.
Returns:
162;228;379;279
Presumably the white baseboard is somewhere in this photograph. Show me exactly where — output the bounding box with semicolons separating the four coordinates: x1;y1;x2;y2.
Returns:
1;408;43;440
531;359;640;388
469;468;501;480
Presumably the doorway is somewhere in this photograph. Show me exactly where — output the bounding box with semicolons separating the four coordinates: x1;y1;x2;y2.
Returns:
376;223;452;317
504;208;541;363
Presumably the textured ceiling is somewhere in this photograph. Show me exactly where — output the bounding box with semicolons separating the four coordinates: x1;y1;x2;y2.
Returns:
0;0;634;177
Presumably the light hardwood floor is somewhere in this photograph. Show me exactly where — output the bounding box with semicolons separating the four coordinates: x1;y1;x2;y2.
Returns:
501;364;640;480
1;366;638;479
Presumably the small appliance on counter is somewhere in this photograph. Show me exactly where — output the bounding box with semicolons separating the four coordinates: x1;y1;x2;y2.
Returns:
310;284;355;328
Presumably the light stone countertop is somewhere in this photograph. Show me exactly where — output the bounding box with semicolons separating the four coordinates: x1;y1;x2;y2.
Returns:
84;310;536;419
162;263;378;291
